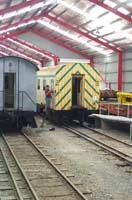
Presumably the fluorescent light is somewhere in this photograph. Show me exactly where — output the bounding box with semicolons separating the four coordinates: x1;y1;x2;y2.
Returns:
38;19;110;55
7;38;52;60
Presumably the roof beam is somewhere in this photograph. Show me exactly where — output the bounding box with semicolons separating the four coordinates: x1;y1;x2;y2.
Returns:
7;36;58;65
44;14;122;53
0;0;44;15
0;12;121;54
0;43;42;67
0;50;9;56
32;29;91;61
0;12;48;36
0;29;58;65
88;0;132;23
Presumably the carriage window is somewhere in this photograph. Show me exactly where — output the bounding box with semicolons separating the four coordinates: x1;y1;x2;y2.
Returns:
37;79;40;90
43;79;46;90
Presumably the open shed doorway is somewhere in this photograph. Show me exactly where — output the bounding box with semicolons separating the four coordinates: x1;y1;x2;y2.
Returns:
4;73;16;109
72;75;83;107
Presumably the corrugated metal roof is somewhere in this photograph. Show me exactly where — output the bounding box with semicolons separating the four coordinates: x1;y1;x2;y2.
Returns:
0;0;132;66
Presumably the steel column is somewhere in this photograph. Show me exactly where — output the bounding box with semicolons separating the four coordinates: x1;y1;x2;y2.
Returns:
118;52;123;91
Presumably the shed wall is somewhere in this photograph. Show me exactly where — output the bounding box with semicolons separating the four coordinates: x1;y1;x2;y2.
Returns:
94;49;132;92
18;32;84;60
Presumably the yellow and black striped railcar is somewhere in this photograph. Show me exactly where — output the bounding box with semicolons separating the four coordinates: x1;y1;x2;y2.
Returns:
37;63;100;123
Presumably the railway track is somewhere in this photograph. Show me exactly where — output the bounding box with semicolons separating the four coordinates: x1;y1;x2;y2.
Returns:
0;139;39;200
0;131;90;200
63;124;132;166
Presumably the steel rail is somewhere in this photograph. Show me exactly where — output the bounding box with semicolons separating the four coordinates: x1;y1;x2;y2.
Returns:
83;125;132;147
63;125;132;165
22;131;88;200
1;133;40;200
0;148;22;200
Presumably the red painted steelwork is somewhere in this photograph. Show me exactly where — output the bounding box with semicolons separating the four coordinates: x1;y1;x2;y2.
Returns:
0;13;47;35
9;36;58;65
44;14;122;53
0;43;42;66
32;30;92;61
0;0;44;15
118;52;123;91
1;30;28;40
88;0;132;23
0;50;9;56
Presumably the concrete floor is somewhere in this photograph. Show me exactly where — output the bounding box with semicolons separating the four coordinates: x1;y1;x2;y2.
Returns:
27;117;132;200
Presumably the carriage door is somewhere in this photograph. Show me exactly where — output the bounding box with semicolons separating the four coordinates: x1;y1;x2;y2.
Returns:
72;75;83;106
4;73;16;109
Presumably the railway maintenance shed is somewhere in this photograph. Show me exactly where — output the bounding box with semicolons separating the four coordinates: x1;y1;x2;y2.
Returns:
0;1;132;200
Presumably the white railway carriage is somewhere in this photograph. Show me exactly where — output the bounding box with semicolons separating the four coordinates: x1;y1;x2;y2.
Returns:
0;56;38;129
37;63;100;124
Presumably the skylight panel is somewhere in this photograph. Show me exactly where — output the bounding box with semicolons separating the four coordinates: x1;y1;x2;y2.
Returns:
3;11;17;19
17;6;30;15
0;0;56;21
104;0;117;8
127;2;132;7
38;19;111;55
118;0;127;2
117;7;130;15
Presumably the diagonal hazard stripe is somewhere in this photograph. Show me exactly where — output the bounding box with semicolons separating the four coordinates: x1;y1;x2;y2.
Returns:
59;63;77;82
85;79;99;95
92;66;100;76
80;63;96;82
61;99;71;110
56;64;66;75
84;98;94;109
85;88;92;98
55;89;71;108
85;88;99;104
55;78;71;97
